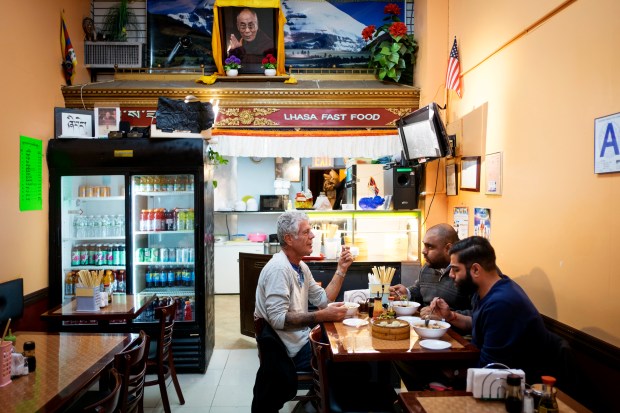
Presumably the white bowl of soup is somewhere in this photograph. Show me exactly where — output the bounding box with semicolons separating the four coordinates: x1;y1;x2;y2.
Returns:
392;300;421;316
412;319;451;339
328;301;360;317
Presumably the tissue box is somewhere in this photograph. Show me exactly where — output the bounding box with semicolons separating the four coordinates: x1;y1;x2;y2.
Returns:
466;368;525;399
75;287;101;311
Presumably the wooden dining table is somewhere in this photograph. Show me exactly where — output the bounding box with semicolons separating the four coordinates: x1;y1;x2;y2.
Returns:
41;293;155;327
398;390;592;413
322;318;480;363
0;331;135;413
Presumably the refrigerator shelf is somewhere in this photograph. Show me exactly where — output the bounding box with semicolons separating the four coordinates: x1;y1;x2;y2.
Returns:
63;236;126;242
135;191;194;197
139;287;195;295
134;230;194;235
77;196;125;202
66;265;126;271
135;262;194;266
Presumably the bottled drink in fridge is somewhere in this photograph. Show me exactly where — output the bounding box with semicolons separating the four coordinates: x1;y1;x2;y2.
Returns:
145;266;153;288
184;299;193;321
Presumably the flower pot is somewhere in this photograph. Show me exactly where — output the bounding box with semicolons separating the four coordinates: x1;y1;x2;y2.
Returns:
264;68;276;76
226;69;238;77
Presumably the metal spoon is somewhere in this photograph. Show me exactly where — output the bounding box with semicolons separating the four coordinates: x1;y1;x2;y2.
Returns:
425;304;435;327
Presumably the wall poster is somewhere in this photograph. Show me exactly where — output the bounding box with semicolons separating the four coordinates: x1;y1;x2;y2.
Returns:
473;207;491;239
453;207;468;240
485;152;502;195
19;135;43;211
594;111;620;174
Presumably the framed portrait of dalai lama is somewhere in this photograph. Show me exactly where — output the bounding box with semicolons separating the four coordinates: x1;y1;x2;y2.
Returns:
218;7;278;74
212;0;286;75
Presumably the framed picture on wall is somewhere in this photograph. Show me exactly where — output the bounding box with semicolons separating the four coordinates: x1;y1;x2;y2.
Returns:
54;108;94;138
218;7;278;74
485;152;502;195
460;156;481;192
94;107;120;139
446;162;458;196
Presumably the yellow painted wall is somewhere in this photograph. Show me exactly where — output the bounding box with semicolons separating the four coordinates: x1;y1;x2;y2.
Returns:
0;1;90;294
416;0;620;346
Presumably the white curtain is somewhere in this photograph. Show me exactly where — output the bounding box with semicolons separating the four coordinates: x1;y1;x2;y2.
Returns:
211;133;401;158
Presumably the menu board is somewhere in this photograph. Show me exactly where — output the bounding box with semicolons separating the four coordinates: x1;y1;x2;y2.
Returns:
19;135;43;211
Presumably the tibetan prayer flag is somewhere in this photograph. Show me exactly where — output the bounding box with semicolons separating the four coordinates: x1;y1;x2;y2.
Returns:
60;14;77;85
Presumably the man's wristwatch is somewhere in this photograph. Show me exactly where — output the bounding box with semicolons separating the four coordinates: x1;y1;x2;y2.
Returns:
335;270;345;278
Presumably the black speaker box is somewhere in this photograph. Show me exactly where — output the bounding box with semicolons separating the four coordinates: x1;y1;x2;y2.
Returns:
392;167;418;210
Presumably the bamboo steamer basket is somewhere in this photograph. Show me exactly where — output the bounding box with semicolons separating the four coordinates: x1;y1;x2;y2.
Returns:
371;318;410;340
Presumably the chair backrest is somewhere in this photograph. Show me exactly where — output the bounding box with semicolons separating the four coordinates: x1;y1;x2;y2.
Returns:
83;368;122;413
0;278;23;323
115;330;150;413
309;324;331;413
153;300;177;363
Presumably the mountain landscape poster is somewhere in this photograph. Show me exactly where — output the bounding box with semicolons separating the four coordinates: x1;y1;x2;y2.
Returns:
147;0;408;69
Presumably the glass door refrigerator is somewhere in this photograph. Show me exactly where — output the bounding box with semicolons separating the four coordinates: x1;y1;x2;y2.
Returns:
47;138;214;373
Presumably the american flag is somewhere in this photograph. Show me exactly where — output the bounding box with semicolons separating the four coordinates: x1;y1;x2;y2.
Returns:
446;37;462;98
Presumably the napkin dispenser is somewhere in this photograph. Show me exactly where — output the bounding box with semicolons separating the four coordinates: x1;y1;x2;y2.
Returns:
466;366;525;399
75;287;102;311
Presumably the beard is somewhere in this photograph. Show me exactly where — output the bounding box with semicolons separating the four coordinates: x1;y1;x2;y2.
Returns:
456;267;478;295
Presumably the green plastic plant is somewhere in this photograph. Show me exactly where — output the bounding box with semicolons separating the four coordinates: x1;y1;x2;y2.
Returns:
207;147;228;188
102;0;138;41
362;3;418;83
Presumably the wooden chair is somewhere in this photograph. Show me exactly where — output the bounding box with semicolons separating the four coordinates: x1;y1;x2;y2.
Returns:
309;324;398;413
144;300;185;413
252;317;317;411
115;330;150;413
82;368;122;413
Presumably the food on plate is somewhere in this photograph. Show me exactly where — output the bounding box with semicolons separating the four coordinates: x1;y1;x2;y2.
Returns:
375;319;406;328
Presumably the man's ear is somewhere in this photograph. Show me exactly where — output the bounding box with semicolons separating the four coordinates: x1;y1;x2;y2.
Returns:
470;263;481;277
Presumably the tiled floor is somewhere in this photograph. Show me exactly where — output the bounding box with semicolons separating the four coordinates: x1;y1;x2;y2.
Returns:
143;295;305;413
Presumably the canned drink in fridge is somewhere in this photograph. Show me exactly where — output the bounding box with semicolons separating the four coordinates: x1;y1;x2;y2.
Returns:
160;247;169;263
151;247;160;262
78;185;87;197
101;186;111;197
188;247;195;262
85;186;94;197
135;248;144;263
143;247;151;262
168;247;176;263
92;186;101;197
180;247;189;263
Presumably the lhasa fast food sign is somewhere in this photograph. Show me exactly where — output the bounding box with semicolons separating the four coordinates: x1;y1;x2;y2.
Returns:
215;108;402;128
121;107;408;128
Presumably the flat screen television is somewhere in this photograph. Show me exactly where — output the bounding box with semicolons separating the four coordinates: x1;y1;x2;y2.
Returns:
397;102;451;163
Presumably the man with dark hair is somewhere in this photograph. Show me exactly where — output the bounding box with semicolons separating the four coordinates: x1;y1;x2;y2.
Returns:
431;236;554;383
228;7;275;70
390;223;471;315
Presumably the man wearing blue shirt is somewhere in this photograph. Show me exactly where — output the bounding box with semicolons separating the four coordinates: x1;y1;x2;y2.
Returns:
432;236;553;383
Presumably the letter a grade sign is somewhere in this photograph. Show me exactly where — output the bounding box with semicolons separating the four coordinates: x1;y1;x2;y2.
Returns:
594;112;620;174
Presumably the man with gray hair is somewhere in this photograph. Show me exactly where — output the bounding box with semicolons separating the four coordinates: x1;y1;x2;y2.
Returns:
253;211;353;412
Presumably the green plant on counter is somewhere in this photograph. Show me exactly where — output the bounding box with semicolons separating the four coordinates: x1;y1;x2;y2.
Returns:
207;147;228;188
102;0;138;41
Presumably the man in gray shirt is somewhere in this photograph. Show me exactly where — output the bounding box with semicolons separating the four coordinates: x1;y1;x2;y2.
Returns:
390;223;472;316
254;211;354;370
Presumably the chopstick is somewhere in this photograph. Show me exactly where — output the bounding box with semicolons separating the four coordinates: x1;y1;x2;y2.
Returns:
371;266;396;285
0;318;11;345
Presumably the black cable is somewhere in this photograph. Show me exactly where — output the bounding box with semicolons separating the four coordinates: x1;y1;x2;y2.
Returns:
421;160;440;227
